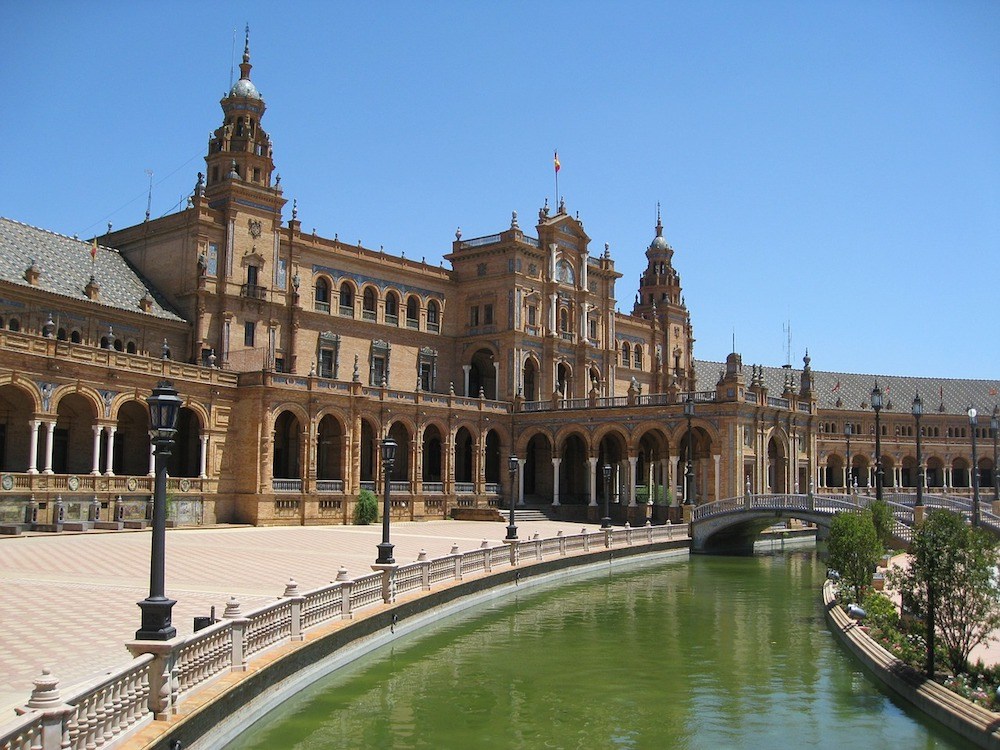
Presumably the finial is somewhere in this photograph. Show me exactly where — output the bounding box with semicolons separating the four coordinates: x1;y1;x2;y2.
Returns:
228;160;239;179
455;226;462;241
353;354;359;382
511;211;519;229
291;198;297;220
243;24;251;65
195;172;204;197
275;173;281;187
655;202;663;237
161;338;169;359
604;242;610;258
558;196;566;213
107;222;112;234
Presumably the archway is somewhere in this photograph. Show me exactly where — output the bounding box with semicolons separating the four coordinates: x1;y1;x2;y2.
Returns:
272;411;301;479
484;429;501;485
469;349;496;399
556;362;571;398
557;433;588;504
422;425;443;482
598;431;627;505
825;455;844;488
851;455;870;488
387;422;411;484
522;358;538;401
169;408;201;478
55;393;98;475
360;419;377;482
926;457;944;488
524;433;553;502
316;414;345;481
636;429;670;504
766;435;788;493
0;384;36;472
113;400;150;476
455;427;474;483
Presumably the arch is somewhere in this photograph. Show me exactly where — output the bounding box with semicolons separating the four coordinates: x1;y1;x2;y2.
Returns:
384;290;400;323
426;298;441;332
621;342;631;367
851;454;871;488
70;330;82;344
523;432;553;502
926;456;944;487
362;285;378;319
55;392;99;475
169;407;201;478
386;421;411;483
272;410;302;480
454;426;475;483
405;295;420;328
978;457;994;491
0;383;39;472
8;318;20;332
360;418;377;482
126;341;137;354
556;361;571;398
678;424;715;503
766;433;788;493
880;455;896;487
634;345;643;370
952;457;970;488
421;423;443;483
558;433;588;504
338;279;356;313
469;348;496;399
901;455;917;488
588;364;602;392
636;427;671;505
522;356;539;401
825;454;845;488
484;429;501;484
597;431;628;505
316;413;345;481
113;400;150;476
314;276;331;312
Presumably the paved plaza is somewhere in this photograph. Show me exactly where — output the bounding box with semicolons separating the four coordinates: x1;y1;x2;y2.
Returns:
0;518;600;718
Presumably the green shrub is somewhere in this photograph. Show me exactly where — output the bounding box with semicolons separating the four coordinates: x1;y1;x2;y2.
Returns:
354;489;378;525
862;591;899;632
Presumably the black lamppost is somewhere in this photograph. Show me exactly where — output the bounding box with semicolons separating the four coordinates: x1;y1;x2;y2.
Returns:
844;422;852;491
991;406;999;502
871;382;884;502
506;454;519;540
376;437;397;564
601;463;612;529
684;395;695;505
969;408;980;527
136;380;181;640
911;392;924;507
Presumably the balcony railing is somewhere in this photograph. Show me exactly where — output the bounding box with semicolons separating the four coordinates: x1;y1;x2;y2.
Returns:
455;482;475;494
241;283;267;300
339;305;355;318
315;480;344;493
273;479;302;493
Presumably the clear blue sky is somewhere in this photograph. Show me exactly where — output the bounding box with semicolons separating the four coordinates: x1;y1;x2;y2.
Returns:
2;2;997;379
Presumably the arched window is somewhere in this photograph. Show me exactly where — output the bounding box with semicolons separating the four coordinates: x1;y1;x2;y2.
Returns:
385;292;399;324
57;328;67;341
339;283;354;316
621;342;631;367
8;318;20;332
427;299;441;332
70;330;82;344
314;277;331;312
126;341;137;354
559;308;569;332
634;345;643;370
406;296;419;328
113;339;124;352
362;287;377;320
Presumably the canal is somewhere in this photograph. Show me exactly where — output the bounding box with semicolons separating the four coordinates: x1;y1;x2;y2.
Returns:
224;549;973;749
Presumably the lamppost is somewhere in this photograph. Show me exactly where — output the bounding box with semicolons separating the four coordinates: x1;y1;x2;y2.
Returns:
871;382;884;502
844;422;852;491
912;392;924;507
684;395;695;506
601;463;612;529
506;454;519;540
969;408;980;527
376;437;397;564
136;380;181;640
991;406;999;502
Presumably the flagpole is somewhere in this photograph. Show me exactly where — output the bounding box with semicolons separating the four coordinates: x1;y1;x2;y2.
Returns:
554;150;559;210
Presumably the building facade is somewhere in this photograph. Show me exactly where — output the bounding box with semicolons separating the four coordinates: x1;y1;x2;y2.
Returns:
0;38;996;529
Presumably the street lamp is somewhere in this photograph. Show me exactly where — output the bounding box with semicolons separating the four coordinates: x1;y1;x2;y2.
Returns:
506;454;519;540
684;395;695;506
912;392;924;507
601;463;612;529
969;408;980;527
871;382;884;502
136;380;181;640
844;422;852;491
991;406;999;502
376;437;397;564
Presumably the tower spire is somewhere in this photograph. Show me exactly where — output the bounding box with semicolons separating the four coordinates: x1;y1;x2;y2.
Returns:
655;202;663;237
239;24;252;81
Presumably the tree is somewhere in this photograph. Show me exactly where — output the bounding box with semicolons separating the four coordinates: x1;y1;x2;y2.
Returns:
867;497;894;550
354;489;378;525
828;509;881;602
891;509;1000;676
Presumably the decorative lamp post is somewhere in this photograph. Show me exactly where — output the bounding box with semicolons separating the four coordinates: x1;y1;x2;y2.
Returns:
376;437;397;564
136;380;181;640
991;406;999;502
844;422;852;491
601;463;612;529
506;454;519;541
969;408;980;527
871;382;884;502
912;392;924;507
684;395;695;506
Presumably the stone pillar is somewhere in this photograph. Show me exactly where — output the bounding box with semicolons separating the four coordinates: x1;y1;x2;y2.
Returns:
588;456;598;506
517;458;525;506
462;365;471;397
104;427;116;476
199;435;209;479
27;420;40;474
42;421;55;475
714;454;721;501
551;457;561;506
91;425;103;475
492;361;500;399
147;440;156;477
627;455;638;506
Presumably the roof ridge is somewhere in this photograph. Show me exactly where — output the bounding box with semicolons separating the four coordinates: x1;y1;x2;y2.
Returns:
0;216;117;254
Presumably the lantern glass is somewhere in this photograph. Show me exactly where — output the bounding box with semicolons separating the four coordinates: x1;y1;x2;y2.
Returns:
381;438;397;465
508;455;519;474
870;384;882;411
684;397;694;418
844;423;852;437
912;393;923;418
147;380;181;440
968;407;978;427
990;407;998;434
603;464;612;480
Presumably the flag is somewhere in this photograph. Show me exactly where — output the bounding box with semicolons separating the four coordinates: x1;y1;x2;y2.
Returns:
90;238;98;261
831;380;840;392
554;150;560;173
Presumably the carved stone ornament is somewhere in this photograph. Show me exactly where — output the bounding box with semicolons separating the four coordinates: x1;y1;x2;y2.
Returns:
248;218;262;239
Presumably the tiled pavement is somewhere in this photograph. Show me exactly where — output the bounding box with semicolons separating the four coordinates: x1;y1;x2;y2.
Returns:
0;519;601;719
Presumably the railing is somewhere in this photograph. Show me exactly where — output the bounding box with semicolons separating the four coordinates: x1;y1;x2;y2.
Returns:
423;482;444;493
316;479;344;493
240;283;267;300
559;398;589;409
459;234;501;248
521;235;541;248
744;391;758;404
339;305;355;318
0;524;688;749
389;481;410;493
362;309;376;321
692;390;716;403
636;394;670;406
315;301;330;313
360;481;376;491
455;482;474;494
767;397;790;409
272;479;302;493
485;483;499;494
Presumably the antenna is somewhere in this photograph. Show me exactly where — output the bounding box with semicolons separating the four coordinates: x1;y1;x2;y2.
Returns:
144;169;154;222
732;328;736;353
783;320;792;367
229;27;236;89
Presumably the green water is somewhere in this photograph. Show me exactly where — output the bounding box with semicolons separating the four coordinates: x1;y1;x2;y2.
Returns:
225;551;973;749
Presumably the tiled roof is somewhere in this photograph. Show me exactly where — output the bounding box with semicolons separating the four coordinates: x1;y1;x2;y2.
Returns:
695;358;999;418
0;218;184;322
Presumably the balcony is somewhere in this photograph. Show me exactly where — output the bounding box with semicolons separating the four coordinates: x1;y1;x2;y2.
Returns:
241;283;267;300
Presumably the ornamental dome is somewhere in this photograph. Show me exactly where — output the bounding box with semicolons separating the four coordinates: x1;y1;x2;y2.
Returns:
230;77;261;100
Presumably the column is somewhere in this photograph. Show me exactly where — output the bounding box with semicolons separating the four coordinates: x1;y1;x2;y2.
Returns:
104;427;116;475
492;362;500;399
27;420;40;475
462;365;471;397
548;292;557;335
148;440;156;477
714;454;721;501
551;457;561;506
675;457;683;502
42;421;56;474
199;435;209;479
588;457;598;506
661;458;671;505
627;456;637;506
91;425;103;475
517;458;525;506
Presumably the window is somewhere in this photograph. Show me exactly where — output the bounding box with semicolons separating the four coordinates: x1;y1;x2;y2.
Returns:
275;258;287;289
634;345;643;370
315;277;331;312
559;308;568;332
470;305;480;327
247;266;259;286
274;357;284;373
244;321;255;347
527;305;537;327
427;300;440;332
370;340;390;386
363;287;377;320
483;304;493;326
418;347;437;391
339;284;354;315
588;318;597;340
621;343;630;366
385;292;399;324
406;296;419;328
207;243;219;276
319;349;334;378
71;330;81;344
317;332;340;378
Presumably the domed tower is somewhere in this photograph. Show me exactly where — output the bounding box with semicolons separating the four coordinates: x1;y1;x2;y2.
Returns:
632;204;695;392
204;26;276;191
